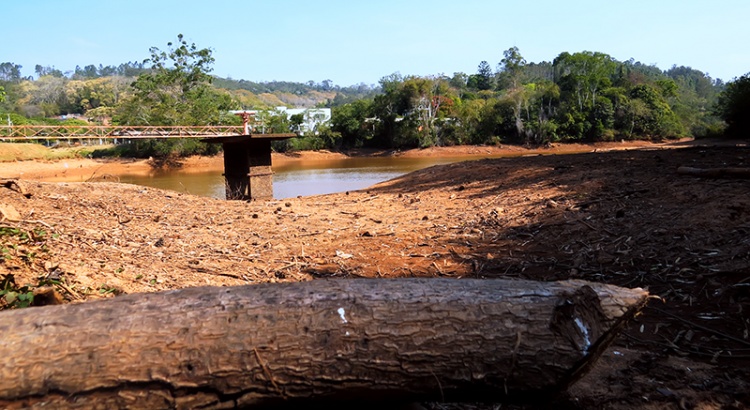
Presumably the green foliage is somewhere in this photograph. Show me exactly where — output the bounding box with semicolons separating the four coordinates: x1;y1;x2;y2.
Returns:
628;84;685;138
98;284;119;295
4;112;28;125
92;138;221;159
0;274;34;309
322;48;713;148
554;51;616;112
114;34;237;128
72;62;148;79
330;99;373;148
0;44;731;152
264;110;292;133
366;74;464;148
35;65;64;78
0;226;57;310
715;73;750;138
0;62;23;82
474;61;494;91
289;113;305;134
497;46;527;89
275;135;328;152
667;67;724;138
108;35;239;157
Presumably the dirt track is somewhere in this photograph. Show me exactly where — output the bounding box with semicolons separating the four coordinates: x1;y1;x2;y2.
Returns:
0;142;749;408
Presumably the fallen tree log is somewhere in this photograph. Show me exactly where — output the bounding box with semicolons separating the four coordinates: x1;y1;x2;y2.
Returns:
0;278;648;409
677;166;750;179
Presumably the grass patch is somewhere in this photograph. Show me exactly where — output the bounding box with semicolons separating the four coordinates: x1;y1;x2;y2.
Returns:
0;142;114;162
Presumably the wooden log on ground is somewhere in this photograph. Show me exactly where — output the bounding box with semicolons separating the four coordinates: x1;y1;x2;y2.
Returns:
0;278;648;409
677;166;750;179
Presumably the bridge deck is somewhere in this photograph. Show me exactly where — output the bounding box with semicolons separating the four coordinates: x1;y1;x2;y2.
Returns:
0;125;297;201
0;125;248;140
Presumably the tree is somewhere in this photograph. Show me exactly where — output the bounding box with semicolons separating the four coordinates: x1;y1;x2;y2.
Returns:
0;63;23;82
497;46;527;89
524;81;561;144
34;65;64;78
453;98;488;144
715;73;750;138
265;109;291;133
66;77;124;113
622;98;650;139
26;75;69;116
112;34;237;158
628;84;684;138
666;66;723;137
370;73;409;148
475;61;494;91
330;99;373;148
400;76;455;147
116;34;235;126
73;64;100;79
449;72;468;90
554;51;616;111
289;112;305;134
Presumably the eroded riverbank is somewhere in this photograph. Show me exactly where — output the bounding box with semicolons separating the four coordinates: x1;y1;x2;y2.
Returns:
0;140;691;182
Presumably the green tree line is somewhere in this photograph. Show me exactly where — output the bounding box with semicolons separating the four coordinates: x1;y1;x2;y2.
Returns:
324;47;736;150
1;39;747;157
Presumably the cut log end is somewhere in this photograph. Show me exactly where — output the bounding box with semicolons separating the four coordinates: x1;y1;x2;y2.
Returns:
0;278;649;409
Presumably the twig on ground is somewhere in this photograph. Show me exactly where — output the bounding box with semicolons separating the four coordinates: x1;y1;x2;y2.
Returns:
646;306;750;347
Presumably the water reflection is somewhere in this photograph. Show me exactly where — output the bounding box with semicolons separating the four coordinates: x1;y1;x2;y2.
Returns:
119;170;226;198
117;156;487;199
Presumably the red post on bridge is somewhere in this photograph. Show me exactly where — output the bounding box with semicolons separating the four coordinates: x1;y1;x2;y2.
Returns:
235;111;254;135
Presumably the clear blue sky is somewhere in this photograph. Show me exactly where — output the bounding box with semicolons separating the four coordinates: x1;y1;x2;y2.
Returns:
5;0;749;86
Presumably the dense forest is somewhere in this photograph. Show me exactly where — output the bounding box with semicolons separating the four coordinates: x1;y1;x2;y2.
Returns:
329;47;733;149
1;36;748;156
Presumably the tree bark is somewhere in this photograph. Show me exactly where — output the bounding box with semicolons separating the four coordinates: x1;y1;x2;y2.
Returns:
0;278;648;409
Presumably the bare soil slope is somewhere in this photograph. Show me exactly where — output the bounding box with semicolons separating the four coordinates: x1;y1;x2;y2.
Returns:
1;144;748;409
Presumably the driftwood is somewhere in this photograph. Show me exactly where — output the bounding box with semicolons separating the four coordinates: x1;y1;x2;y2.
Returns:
677;166;750;179
0;178;30;197
0;278;648;409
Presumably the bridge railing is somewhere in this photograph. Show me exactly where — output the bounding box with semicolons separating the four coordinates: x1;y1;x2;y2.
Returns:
0;125;246;140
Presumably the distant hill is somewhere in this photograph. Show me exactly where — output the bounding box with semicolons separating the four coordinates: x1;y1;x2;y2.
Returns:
212;77;380;108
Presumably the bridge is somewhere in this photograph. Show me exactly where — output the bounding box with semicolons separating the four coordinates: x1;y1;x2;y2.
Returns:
0;121;296;201
0;125;245;140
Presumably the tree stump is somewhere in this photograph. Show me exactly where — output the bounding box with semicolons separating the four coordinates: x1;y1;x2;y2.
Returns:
0;278;648;409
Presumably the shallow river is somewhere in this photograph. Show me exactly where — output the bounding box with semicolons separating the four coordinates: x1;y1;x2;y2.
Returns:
117;155;496;200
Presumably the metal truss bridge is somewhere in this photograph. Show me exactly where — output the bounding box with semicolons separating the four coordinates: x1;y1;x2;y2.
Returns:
0;125;246;141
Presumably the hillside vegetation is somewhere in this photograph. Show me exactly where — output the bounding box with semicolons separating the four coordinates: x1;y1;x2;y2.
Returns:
1;36;747;157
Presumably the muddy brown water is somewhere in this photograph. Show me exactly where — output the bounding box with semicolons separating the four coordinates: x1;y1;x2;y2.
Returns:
116;155;510;199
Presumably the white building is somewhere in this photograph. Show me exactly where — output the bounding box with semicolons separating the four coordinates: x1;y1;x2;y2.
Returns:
274;107;331;135
229;107;331;135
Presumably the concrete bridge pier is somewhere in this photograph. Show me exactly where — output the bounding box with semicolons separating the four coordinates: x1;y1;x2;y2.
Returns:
204;134;295;200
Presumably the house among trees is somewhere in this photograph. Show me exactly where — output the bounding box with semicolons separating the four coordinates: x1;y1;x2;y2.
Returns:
229;108;331;136
274;107;331;135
